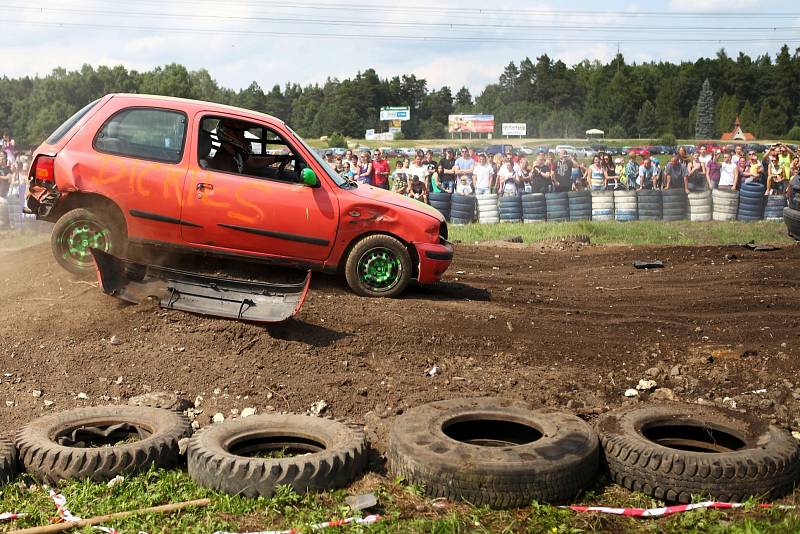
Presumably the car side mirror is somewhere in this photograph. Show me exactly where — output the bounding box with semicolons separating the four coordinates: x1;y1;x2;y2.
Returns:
301;168;318;187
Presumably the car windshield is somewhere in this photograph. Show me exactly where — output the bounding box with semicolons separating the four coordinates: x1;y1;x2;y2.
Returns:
285;126;349;187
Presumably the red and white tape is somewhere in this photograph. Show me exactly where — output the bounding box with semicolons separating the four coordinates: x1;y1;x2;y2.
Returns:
214;514;382;534
0;512;25;521
49;489;127;534
564;501;797;518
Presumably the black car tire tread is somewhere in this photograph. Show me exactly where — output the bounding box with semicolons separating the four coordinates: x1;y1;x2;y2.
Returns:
0;438;17;484
51;207;127;276
16;405;190;483
344;234;412;298
597;403;800;503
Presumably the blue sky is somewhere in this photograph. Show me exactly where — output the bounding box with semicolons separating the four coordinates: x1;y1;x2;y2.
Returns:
4;0;799;94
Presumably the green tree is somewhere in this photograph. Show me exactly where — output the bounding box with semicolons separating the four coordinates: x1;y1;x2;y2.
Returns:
715;93;739;137
694;79;715;139
636;100;657;137
756;99;787;138
739;100;757;133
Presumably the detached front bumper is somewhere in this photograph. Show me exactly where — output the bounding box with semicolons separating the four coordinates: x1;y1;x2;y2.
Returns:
414;240;454;284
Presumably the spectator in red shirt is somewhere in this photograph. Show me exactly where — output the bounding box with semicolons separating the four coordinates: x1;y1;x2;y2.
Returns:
372;149;390;190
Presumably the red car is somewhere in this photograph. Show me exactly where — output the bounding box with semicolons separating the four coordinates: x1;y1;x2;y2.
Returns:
27;94;452;298
628;146;650;157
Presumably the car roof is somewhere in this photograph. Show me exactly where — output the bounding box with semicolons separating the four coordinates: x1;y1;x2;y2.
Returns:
108;93;285;125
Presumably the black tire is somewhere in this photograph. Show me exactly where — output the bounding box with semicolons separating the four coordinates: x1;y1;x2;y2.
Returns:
451;196;477;208
450;217;472;225
450;208;475;220
0;438;17;484
428;192;451;203
344;234;412;298
388;398;599;507
187;414;366;497
16;405;190;483
51;207;127;276
429;200;451;211
597;403;800;503
498;207;523;216
785;207;800;239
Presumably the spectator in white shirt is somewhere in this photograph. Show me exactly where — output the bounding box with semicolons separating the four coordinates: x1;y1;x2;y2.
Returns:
497;159;520;197
473;154;495;195
455;176;473;196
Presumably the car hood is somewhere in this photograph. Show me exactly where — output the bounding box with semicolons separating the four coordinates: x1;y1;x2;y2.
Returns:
348;184;444;222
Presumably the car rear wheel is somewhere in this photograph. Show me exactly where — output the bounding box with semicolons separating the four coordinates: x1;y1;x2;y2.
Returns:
51;207;126;275
345;234;412;298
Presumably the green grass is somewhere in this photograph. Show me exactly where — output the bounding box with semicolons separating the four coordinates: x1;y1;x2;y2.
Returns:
1;469;799;533
448;220;794;247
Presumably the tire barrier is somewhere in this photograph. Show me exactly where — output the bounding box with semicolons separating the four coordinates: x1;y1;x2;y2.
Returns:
591;190;614;221
763;195;786;222
188;414;367;497
687;191;713;222
476;193;499;224
661;189;687;221
613;190;638;222
521;193;546;223
428;192;451;222
786;207;800;239
450;194;476;225
636;190;662;221
498;195;522;223
712;189;739;221
598;403;800;503
568;190;592;221
737;182;765;221
389;398;599;507
545;191;569;222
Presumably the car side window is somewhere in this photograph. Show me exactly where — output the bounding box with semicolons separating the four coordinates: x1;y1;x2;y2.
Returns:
94;108;187;164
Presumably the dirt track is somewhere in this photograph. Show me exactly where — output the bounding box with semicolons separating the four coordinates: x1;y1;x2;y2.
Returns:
1;240;799;450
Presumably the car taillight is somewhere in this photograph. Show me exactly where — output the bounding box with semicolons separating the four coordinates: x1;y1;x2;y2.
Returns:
34;156;56;183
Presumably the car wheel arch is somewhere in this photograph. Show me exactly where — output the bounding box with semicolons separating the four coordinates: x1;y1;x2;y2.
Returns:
339;231;419;279
52;192;128;237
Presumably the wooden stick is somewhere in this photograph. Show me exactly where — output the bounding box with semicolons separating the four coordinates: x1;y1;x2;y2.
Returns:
7;498;211;534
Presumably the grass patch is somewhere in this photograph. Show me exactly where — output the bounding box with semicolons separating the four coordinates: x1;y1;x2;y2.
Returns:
0;469;799;533
448;221;793;247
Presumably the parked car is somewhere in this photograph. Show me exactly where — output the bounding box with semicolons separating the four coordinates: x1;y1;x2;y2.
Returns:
26;94;453;298
678;144;696;155
644;145;660;155
554;145;579;156
628;146;650;157
485;143;514;156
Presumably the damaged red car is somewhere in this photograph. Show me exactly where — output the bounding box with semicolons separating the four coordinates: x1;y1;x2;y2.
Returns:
26;94;453;299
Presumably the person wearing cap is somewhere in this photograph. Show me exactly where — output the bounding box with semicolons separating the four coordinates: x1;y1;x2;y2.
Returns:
407;173;428;203
424;163;440;193
372;149;390;190
391;160;408;195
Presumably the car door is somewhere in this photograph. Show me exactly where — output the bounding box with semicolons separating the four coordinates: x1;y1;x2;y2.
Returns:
179;112;338;262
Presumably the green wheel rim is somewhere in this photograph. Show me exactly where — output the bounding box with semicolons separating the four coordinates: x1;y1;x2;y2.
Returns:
59;219;111;270
357;247;402;292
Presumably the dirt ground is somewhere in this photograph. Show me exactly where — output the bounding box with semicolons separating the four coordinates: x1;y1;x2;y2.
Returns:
1;240;799;456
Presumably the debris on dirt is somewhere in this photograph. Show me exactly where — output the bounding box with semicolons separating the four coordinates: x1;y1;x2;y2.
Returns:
670;365;682;377
504;236;524;243
743;242;780;252
5;400;15;407
345;493;378;512
75;392;88;400
109;335;122;346
309;400;329;417
651;388;677;401
793;431;800;441
178;437;190;455
426;366;440;377
43;400;55;408
624;389;639;398
212;413;225;423
633;260;664;269
240;407;256;418
128;391;192;411
723;397;737;409
636;379;657;392
115;376;124;385
645;367;660;378
106;475;124;488
31;390;42;398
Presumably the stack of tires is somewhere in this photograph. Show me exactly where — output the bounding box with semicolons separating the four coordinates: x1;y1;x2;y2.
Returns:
428;192;451;222
498;196;522;223
687;191;713;222
450;195;476;225
613;190;637;221
476;194;499;224
662;189;687;221
0;198;9;230
521;193;546;223
712;189;738;221
590;191;614;221
568;191;592;221
763;196;786;221
737;182;765;221
6;196;23;229
637;190;662;220
545;192;569;222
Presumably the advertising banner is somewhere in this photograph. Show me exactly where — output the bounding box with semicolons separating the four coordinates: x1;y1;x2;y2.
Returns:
380;107;410;121
448;114;495;133
502;122;527;136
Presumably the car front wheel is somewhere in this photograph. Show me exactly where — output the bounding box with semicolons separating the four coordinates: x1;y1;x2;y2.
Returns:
51;207;126;275
344;234;412;298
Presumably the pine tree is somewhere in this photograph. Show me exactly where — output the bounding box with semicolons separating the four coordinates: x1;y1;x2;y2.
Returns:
694;79;715;139
636;100;657;137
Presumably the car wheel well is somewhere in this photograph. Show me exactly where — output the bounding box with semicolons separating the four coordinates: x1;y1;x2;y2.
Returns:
340;232;419;279
51;193;128;237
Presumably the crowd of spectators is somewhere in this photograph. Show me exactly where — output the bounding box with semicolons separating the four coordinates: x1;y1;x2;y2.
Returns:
0;131;30;201
323;143;800;204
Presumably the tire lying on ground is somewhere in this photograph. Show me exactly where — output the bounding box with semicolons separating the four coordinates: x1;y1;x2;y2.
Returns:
188;414;366;497
597;402;800;503
785;207;800;240
388;397;599;507
0;438;17;484
16;405;191;483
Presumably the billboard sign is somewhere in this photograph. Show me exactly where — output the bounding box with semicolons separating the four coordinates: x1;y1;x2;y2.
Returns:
448;114;495;133
365;129;376;140
502;122;527;136
380;106;410;121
